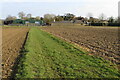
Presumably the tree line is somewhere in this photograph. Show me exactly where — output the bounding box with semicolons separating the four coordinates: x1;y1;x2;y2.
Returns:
2;11;120;26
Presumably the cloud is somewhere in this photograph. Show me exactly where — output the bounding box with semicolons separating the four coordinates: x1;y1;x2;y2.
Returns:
1;0;119;3
1;0;54;2
1;0;119;18
75;0;119;17
1;0;83;2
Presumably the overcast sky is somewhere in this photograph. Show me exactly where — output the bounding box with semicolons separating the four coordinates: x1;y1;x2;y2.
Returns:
0;0;119;19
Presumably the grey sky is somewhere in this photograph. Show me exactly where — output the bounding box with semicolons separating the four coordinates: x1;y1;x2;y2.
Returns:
0;0;119;19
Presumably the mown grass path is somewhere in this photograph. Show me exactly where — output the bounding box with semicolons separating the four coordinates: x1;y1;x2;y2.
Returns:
15;27;119;78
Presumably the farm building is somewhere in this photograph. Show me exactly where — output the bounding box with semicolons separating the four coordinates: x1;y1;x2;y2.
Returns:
3;19;45;26
25;18;45;26
13;19;25;24
73;20;85;25
51;21;74;26
52;20;87;26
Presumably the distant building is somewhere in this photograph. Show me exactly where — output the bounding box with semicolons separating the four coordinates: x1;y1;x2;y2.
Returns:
25;21;29;24
35;21;40;24
74;20;84;24
55;21;72;23
25;20;44;26
51;21;73;26
3;18;45;26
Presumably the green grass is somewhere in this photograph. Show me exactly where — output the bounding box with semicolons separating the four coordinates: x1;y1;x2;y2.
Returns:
15;27;120;78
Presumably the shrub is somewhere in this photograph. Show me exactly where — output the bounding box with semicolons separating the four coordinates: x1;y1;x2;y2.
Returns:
107;23;120;26
90;23;120;26
90;23;107;26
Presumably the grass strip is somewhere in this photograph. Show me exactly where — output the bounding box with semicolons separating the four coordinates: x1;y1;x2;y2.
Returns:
15;27;120;78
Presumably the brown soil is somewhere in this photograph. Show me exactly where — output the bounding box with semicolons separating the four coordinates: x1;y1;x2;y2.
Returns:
2;27;29;78
42;26;120;65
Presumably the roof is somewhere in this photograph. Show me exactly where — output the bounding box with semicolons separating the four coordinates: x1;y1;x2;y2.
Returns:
74;20;83;23
52;21;72;23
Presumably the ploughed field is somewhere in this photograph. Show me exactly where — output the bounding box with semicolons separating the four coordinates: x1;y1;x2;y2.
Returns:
2;27;29;78
42;26;120;64
1;26;120;78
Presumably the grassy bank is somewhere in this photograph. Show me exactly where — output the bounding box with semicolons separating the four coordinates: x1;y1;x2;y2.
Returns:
15;27;119;78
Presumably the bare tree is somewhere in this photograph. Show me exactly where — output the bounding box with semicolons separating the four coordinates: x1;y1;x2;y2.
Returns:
36;16;40;20
44;14;56;19
27;14;32;18
108;16;114;23
99;13;106;20
118;17;120;23
55;15;64;21
6;15;16;21
44;14;56;23
87;13;93;19
18;11;25;19
64;13;75;21
0;20;3;25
